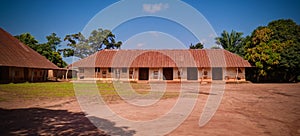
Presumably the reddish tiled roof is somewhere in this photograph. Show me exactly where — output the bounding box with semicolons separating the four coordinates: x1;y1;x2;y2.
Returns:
70;49;251;68
0;28;59;69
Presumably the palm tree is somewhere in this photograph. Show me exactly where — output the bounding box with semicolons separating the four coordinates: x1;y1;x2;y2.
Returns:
215;30;244;55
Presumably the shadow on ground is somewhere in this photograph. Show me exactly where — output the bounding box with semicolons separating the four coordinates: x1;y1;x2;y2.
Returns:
0;108;136;136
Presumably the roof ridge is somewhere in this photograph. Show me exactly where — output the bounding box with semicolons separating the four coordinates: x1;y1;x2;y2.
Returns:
0;28;59;69
101;49;224;51
70;48;251;68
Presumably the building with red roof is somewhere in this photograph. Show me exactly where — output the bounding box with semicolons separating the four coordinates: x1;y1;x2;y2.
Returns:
0;28;60;83
70;49;251;82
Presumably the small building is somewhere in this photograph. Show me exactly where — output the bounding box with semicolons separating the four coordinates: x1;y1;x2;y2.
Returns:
0;28;60;83
70;49;251;82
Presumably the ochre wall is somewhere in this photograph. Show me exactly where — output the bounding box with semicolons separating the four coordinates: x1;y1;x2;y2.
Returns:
78;67;247;82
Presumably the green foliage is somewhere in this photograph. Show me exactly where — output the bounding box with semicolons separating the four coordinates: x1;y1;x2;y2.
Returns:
189;42;204;49
15;33;67;68
62;28;122;59
215;30;245;56
0;82;179;102
15;33;38;49
0;82;75;100
244;19;300;82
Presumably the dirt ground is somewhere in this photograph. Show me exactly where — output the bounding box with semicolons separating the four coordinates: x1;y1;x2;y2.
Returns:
0;83;299;136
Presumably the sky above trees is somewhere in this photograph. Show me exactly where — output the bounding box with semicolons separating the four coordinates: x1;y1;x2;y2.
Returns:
1;0;299;42
0;0;299;64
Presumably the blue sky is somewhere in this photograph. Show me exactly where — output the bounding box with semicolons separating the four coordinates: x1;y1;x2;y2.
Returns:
0;0;299;63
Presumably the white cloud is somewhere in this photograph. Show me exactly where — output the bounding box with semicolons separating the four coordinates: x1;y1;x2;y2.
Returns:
149;31;160;37
143;3;169;13
200;39;207;45
209;33;216;38
136;43;145;48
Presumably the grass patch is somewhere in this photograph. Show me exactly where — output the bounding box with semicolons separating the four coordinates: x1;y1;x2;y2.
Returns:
0;97;6;102
0;82;179;103
0;82;75;100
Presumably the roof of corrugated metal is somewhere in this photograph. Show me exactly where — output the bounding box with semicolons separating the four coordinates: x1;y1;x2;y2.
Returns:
0;28;59;69
70;49;251;68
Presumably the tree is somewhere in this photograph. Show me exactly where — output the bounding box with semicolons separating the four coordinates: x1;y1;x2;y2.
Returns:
14;33;38;50
215;30;244;56
61;32;88;59
44;33;67;68
89;29;122;50
15;33;67;68
46;33;61;51
244;19;300;82
244;27;282;81
62;28;122;59
189;42;204;49
210;46;221;49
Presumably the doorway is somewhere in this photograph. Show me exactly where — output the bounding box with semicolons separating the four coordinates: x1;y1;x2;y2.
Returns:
212;67;223;80
163;68;173;80
139;68;149;80
187;67;198;80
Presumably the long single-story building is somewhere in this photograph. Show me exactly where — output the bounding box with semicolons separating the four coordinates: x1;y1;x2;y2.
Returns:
70;49;251;82
0;28;60;83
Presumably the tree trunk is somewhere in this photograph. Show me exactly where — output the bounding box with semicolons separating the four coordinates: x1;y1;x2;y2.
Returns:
65;69;69;80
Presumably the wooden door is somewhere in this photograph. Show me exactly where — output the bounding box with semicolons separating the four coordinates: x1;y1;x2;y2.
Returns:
187;67;198;80
139;68;149;80
212;67;223;80
163;68;173;80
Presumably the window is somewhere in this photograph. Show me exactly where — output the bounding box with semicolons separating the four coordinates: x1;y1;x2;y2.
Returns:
108;68;113;73
79;68;84;73
122;68;127;73
237;68;242;73
95;68;100;72
115;69;120;79
129;69;134;74
115;69;120;74
177;70;181;79
153;71;159;79
102;70;107;78
177;70;181;76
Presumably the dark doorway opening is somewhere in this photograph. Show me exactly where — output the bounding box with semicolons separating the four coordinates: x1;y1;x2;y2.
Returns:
212;67;223;80
187;67;198;80
163;68;173;80
0;66;9;83
24;68;29;81
139;68;149;80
